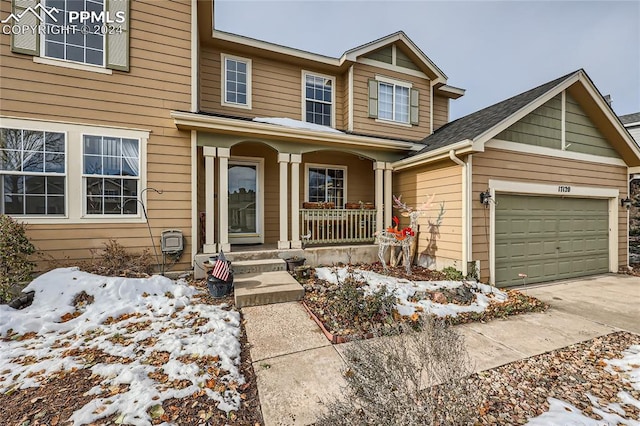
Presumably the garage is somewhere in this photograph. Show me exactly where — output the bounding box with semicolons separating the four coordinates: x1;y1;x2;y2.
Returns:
494;194;609;287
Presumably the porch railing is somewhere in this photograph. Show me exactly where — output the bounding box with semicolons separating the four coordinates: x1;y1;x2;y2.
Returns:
300;208;377;245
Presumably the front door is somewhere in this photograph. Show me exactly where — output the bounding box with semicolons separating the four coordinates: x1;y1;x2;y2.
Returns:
228;158;263;244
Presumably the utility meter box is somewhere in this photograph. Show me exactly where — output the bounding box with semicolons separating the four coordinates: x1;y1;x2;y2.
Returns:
161;229;184;254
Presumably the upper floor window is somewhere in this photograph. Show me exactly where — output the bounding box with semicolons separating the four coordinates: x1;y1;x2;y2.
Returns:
1;128;66;216
83;135;139;215
222;54;252;109
44;0;105;66
368;76;419;126
303;72;334;127
10;0;130;72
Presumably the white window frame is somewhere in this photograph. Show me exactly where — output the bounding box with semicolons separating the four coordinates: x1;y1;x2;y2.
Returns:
81;134;141;218
304;163;347;207
0;127;68;217
0;117;148;224
375;75;412;126
301;70;336;128
221;53;252;110
39;0;108;71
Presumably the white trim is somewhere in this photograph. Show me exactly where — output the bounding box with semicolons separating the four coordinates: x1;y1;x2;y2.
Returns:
487;179;620;285
33;56;112;75
391;140;474;170
465;155;473;265
0;117;149;224
561;90;566;150
348;65;354;132
228;156;264;245
448;150;467;275
171;111;419;151
375;74;413;88
220;53;252;110
384;162;392;232
435;84;465;99
487;139;627;167
290;154;302;248
375;75;413;126
278;153;290;249
304;163;347;205
429;80;434;134
217;147;230;252
374;162;384;235
191;130;202;258
301;70;336;129
190;0;199;112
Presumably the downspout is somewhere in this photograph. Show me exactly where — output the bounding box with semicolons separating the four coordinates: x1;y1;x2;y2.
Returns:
449;150;468;276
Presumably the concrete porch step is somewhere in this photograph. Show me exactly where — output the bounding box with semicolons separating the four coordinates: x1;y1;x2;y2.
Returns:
234;271;304;308
232;258;286;275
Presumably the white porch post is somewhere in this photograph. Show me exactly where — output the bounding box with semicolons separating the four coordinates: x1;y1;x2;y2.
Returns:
203;147;217;253
290;154;302;249
218;147;231;252
374;161;385;234
384;162;393;230
278;153;290;249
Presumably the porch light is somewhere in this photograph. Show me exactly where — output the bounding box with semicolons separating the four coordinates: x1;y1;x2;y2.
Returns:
621;197;632;210
479;190;492;207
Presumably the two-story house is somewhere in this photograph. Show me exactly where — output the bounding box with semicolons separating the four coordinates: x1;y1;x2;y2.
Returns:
3;0;640;287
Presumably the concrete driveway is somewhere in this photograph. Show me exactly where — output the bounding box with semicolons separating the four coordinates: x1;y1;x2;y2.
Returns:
243;274;640;426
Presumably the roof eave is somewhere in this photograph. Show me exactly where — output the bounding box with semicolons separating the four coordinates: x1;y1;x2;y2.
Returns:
171;111;419;152
391;140;477;170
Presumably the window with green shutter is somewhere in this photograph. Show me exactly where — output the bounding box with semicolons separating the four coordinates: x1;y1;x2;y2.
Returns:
9;0;129;72
369;76;418;125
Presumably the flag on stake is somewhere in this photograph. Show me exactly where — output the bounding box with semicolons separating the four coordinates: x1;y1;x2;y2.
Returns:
211;250;231;281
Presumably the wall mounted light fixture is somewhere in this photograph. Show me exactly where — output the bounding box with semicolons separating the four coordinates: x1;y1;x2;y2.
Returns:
621;197;632;210
480;190;492;206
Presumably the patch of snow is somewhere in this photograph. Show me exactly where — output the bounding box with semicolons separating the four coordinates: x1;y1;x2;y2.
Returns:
314;267;508;318
0;268;243;426
253;117;344;134
526;344;640;425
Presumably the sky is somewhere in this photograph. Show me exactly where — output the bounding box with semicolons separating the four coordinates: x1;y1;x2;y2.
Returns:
214;0;640;121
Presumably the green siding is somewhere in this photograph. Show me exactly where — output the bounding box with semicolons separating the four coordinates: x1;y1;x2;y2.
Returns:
396;47;421;71
495;194;609;287
496;94;562;149
565;93;620;158
365;46;392;64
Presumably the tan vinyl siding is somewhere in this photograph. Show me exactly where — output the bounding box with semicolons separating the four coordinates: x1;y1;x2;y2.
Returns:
299;152;375;207
200;46;346;130
0;0;192;271
364;46;392;64
496;94;562;149
566;93;620;158
394;161;463;268
472;148;627;281
352;63;431;141
433;95;449;131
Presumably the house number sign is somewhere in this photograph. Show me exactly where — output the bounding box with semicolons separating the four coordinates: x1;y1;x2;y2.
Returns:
558;185;571;193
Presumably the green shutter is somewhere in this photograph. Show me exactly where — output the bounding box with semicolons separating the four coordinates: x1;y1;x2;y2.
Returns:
410;88;419;125
368;79;378;118
106;0;130;71
11;0;39;55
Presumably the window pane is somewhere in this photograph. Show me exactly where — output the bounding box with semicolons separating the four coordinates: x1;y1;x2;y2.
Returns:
47;195;65;215
47;176;65;195
86;196;103;214
25;175;46;194
0;150;21;171
25;196;46;214
84;155;102;174
45;153;65;173
123;197;138;214
226;59;236;72
45;132;65;152
4;175;23;195
102;156;121;175
66;45;84;63
122;179;138;197
86;177;103;196
22;131;44;152
103;137;121;156
23;152;44;172
1;129;22;150
4;195;24;214
104;178;122;197
84;136;102;154
45;41;65;60
86;49;103;66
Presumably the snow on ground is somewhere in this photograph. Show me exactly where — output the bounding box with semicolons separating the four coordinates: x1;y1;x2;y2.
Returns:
315;267;508;317
253;117;344;134
526;345;640;425
0;268;243;426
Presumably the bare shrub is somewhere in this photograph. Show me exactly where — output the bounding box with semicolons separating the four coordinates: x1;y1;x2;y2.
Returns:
80;239;154;277
317;318;479;425
0;215;35;302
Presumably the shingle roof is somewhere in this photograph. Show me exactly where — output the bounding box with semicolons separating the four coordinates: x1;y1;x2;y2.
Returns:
620;112;640;125
413;70;581;156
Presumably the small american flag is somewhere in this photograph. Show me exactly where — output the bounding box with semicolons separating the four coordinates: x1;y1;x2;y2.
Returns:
211;250;231;281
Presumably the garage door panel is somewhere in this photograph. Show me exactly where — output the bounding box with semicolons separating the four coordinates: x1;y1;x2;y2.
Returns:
495;194;609;287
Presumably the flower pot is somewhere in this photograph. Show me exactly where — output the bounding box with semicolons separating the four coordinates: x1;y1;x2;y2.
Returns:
302;202;335;209
285;257;306;272
207;274;233;298
344;202;361;209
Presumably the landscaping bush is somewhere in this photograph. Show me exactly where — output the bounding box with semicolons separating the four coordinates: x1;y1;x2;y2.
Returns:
316;318;479;425
442;266;464;281
0;215;36;303
80;239;154;277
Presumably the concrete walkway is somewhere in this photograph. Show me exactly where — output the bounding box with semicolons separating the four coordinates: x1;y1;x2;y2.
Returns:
242;274;640;426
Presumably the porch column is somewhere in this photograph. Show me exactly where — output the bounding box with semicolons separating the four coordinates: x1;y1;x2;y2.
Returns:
384;162;393;230
374;161;385;234
203;147;217;253
218;147;231;252
290;154;302;249
278;153;290;249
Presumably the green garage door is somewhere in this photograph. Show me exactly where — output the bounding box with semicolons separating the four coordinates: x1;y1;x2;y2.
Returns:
495;194;609;287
